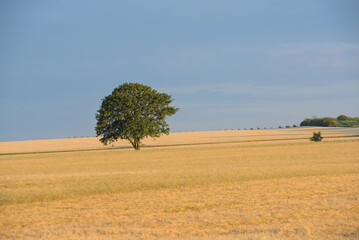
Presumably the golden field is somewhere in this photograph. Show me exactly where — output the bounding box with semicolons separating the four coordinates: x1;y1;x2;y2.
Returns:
1;127;359;239
0;127;358;154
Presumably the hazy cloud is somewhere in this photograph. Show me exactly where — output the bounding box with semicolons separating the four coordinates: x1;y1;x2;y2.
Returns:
164;80;359;98
260;42;359;73
265;42;359;56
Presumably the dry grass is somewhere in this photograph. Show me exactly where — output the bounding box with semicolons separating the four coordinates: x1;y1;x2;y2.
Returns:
1;129;359;239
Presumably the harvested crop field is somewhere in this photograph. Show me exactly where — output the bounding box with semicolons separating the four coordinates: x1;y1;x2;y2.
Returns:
1;127;359;239
0;127;358;154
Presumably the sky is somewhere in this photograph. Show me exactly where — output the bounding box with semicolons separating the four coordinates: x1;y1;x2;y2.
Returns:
1;0;359;141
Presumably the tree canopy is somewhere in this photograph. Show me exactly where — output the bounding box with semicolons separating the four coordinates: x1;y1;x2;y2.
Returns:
95;83;179;150
300;115;359;127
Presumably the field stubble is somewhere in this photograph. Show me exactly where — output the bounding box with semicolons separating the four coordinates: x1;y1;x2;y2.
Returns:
0;128;359;239
1;127;358;154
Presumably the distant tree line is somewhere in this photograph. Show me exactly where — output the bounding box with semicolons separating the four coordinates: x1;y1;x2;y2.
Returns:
300;115;359;127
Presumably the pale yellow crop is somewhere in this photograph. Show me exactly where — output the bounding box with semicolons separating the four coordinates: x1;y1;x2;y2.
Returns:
1;128;358;239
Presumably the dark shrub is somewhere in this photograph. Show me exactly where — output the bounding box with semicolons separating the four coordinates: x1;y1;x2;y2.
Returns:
310;132;323;142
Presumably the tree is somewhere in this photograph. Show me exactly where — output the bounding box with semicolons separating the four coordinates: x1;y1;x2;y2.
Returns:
95;83;179;150
300;117;337;127
337;115;349;121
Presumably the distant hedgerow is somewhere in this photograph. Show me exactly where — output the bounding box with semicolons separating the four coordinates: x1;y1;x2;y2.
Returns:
300;117;336;127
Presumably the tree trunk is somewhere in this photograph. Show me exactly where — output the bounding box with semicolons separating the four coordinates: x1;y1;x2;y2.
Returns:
127;137;141;150
134;139;140;150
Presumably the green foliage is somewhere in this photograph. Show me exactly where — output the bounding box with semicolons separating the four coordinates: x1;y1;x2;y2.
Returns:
300;115;359;127
337;115;348;121
322;117;337;127
300;118;311;126
338;117;359;127
95;83;179;150
310;132;323;142
300;117;337;127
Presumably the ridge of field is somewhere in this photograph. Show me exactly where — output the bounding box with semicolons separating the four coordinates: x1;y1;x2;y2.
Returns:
1;127;358;154
1;135;359;239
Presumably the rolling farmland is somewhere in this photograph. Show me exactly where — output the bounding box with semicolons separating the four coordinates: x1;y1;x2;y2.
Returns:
1;127;359;239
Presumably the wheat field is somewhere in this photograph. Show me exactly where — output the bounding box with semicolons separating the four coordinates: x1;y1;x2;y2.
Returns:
1;127;359;239
0;127;358;154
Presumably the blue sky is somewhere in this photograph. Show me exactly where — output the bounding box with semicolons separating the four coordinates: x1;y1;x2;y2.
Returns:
1;0;359;141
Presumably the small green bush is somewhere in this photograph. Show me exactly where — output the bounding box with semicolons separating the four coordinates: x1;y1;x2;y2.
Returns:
310;132;323;142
